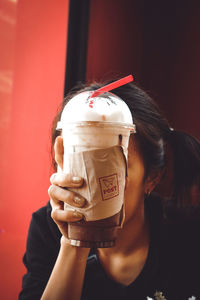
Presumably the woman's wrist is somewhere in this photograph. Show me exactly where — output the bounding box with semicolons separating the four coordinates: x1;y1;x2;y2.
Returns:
60;236;90;260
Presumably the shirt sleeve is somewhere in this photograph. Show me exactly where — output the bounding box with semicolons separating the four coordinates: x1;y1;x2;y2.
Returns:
18;204;61;300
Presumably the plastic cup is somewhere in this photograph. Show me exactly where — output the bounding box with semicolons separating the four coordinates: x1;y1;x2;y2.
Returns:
57;91;136;247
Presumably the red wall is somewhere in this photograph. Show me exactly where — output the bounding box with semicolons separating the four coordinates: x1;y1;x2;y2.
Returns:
0;1;69;299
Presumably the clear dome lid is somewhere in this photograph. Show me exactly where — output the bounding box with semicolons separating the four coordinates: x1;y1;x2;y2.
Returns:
57;91;136;131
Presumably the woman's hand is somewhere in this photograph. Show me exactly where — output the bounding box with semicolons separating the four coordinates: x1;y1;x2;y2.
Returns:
48;136;86;242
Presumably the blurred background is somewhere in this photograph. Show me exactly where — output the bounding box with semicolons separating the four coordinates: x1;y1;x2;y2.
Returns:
0;0;200;299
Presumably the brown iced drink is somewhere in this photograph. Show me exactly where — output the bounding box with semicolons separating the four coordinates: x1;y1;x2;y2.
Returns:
56;88;136;248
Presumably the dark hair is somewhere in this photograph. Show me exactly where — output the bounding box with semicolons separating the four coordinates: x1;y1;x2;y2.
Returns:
51;80;200;207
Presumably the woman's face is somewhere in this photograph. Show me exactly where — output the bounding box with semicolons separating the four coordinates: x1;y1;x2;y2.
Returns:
124;137;147;224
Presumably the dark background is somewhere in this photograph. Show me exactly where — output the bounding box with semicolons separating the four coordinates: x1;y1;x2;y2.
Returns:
67;0;200;137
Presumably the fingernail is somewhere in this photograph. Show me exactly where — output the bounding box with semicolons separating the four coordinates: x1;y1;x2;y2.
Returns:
73;211;83;218
72;176;82;183
74;196;84;205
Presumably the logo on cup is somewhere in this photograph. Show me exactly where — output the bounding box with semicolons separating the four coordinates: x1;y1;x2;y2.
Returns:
99;173;119;201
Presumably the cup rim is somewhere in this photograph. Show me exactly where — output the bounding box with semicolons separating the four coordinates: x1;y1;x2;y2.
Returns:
56;121;136;133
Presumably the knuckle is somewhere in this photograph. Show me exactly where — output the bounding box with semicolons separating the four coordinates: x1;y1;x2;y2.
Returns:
48;185;54;197
49;184;78;205
63;173;71;183
50;173;70;187
59;173;72;187
50;173;56;184
51;208;57;220
65;191;74;204
50;199;54;208
50;199;58;211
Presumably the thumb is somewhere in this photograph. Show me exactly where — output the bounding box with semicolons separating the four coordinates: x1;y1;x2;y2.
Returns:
54;136;64;170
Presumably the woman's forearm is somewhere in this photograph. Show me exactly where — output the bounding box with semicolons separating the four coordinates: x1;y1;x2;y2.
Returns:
41;238;90;300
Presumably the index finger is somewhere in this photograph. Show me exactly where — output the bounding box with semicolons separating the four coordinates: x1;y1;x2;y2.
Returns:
50;173;84;188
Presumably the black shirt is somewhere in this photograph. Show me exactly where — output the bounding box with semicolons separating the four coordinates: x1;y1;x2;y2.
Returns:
19;194;200;300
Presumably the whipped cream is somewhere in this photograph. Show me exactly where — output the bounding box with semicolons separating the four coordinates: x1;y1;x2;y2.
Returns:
57;91;134;128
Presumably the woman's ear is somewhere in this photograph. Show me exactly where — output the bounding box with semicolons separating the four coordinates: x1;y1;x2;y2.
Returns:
144;169;164;195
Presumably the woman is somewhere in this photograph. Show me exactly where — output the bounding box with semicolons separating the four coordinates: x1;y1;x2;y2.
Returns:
19;81;200;300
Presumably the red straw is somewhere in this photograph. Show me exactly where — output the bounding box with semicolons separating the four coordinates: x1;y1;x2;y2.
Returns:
90;75;134;98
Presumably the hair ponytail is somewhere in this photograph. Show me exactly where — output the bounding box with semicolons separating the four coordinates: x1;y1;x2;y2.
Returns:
167;130;200;205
